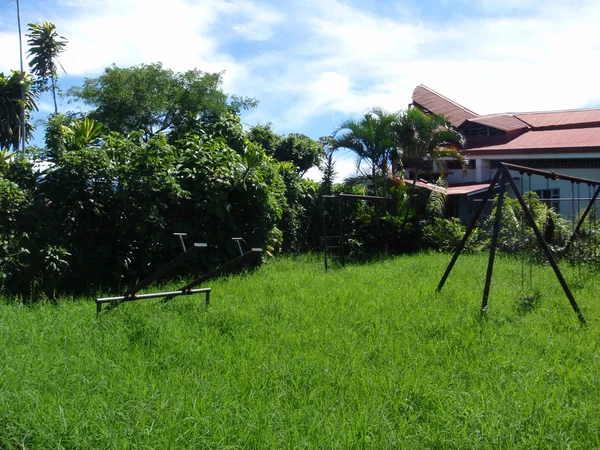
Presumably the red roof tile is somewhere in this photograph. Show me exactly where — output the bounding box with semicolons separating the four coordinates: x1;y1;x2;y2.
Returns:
516;109;600;128
409;180;494;196
465;114;529;132
467;127;600;154
411;85;600;158
412;85;478;128
447;183;495;196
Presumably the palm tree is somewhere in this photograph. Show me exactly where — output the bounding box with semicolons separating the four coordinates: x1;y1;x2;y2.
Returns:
393;107;466;185
0;71;37;152
331;107;398;195
26;22;68;114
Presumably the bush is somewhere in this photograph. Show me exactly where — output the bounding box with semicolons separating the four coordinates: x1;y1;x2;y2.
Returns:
1;126;289;297
423;217;466;252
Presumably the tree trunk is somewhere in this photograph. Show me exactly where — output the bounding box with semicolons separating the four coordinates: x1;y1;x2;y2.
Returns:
52;75;58;114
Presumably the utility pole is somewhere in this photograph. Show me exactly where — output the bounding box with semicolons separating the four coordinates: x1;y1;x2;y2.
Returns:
16;0;26;153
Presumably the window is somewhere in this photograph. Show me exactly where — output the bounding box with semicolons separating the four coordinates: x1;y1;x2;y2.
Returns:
534;188;560;212
447;160;476;170
463;126;505;137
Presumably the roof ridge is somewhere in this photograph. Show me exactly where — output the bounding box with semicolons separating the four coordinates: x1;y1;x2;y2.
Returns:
472;112;518;118
515;107;600;115
465;113;530;131
418;84;479;117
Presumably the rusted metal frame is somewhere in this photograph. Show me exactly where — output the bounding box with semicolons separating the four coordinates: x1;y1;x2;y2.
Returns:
174;232;187;252
502;162;600;187
96;288;211;316
126;243;207;297
322;198;329;271
338;193;392;200
322;193;392;269
437;168;503;292
322;221;328;272
338;196;345;266
503;166;586;325
481;173;507;312
564;186;600;254
232;237;244;256
180;248;262;292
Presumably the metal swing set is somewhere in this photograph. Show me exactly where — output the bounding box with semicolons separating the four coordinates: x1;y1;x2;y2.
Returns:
437;162;600;325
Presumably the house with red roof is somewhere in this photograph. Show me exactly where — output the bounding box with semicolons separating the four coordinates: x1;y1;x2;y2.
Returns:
410;85;600;221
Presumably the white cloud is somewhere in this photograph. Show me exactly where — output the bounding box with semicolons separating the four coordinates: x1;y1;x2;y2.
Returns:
304;152;359;183
37;101;56;114
225;1;284;41
275;0;600;125
0;32;22;74
4;0;600;181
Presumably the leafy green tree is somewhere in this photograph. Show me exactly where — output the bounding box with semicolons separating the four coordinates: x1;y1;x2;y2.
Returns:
0;71;37;151
26;22;68;114
331;107;398;194
393;108;466;184
248;125;323;175
274;133;324;175
208;110;247;155
247;123;282;155
69;63;256;141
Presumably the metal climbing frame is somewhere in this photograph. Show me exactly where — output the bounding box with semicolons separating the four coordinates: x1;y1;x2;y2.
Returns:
322;194;345;270
437;162;600;325
322;193;393;270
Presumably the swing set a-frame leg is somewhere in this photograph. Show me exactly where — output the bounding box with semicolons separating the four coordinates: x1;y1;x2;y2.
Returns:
503;167;586;325
564;185;600;254
437;169;502;292
481;173;507;313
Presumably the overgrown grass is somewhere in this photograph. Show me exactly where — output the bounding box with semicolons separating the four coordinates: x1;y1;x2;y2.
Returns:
1;252;600;449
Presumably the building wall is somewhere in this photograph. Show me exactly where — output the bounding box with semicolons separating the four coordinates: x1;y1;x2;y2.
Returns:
448;154;600;222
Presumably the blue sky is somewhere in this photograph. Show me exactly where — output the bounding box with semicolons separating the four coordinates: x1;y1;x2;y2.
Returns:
2;0;600;180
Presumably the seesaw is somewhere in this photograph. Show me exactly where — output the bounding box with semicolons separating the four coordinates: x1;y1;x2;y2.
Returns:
95;235;261;316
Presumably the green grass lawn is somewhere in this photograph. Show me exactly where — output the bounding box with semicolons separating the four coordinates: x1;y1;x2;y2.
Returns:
1;252;600;449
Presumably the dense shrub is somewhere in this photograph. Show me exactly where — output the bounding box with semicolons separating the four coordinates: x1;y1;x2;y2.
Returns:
423;217;467;252
479;193;570;258
277;162;321;253
0;125;289;297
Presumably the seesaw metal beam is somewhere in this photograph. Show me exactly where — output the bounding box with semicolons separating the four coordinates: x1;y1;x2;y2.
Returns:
96;288;211;315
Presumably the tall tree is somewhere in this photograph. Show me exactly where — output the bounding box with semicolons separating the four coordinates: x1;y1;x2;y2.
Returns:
274;133;324;175
247;123;281;155
26;21;68;114
331;107;398;195
393;108;466;184
248;125;324;175
69;63;256;141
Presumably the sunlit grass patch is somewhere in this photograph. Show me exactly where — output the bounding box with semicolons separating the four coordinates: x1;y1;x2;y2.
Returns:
1;252;599;448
